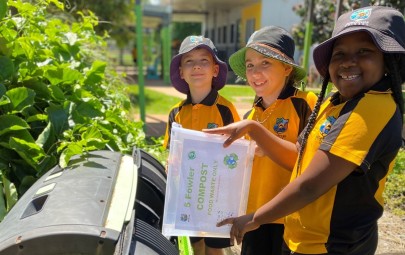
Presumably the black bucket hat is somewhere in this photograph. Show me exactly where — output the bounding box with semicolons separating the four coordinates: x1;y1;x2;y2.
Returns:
229;26;306;81
170;36;228;94
313;6;405;78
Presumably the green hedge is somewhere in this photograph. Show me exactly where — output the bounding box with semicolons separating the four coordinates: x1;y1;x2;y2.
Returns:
0;0;162;221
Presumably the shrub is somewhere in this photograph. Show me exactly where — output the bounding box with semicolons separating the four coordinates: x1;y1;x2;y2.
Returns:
0;0;161;220
384;148;405;216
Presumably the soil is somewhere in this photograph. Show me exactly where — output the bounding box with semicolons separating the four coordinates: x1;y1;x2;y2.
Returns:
223;210;405;255
376;211;405;255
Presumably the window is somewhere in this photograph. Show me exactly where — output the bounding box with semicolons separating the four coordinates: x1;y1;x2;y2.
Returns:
230;24;235;43
211;28;215;42
245;19;255;43
223;26;227;44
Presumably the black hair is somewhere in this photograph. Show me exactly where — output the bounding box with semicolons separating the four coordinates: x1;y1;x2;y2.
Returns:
385;53;404;123
286;68;303;89
296;73;329;176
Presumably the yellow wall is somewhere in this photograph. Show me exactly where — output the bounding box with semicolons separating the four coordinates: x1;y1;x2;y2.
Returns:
240;2;262;47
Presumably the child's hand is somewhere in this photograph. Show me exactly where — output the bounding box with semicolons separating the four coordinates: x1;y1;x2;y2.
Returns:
255;145;265;157
203;120;256;148
216;213;258;246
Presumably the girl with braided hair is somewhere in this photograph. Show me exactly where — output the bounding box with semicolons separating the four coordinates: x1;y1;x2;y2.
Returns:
204;5;404;255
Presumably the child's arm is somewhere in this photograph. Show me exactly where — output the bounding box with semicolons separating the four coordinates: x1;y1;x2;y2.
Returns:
203;119;298;170
218;150;356;245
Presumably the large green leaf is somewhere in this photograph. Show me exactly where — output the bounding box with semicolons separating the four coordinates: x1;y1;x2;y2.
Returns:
70;100;103;124
0;56;14;82
0;182;6;221
36;122;52;148
59;143;83;168
22;80;52;100
0;0;7;20
46;104;69;136
4;87;35;113
0;84;6;97
0;115;30;136
0;129;35;150
44;67;83;86
47;0;64;10
49;85;65;101
81;125;107;150
84;60;106;85
1;174;17;211
9;137;46;171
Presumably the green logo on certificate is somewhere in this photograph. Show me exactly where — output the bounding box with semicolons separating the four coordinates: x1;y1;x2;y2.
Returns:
223;153;238;169
188;151;196;160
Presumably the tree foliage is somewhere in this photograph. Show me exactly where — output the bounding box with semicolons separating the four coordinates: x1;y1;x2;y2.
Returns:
171;22;202;51
0;0;161;221
63;0;137;53
292;0;405;49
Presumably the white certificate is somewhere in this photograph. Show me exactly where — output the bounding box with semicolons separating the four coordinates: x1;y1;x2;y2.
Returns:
162;124;255;237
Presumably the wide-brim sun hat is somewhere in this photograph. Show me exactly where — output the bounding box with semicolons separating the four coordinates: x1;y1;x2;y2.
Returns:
313;5;405;78
229;26;306;82
170;35;228;94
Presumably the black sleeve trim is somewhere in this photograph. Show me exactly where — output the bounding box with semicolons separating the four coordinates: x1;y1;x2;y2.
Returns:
217;104;234;125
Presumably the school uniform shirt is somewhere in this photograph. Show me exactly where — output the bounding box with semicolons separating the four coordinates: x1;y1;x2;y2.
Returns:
244;86;317;224
163;89;240;149
285;78;403;254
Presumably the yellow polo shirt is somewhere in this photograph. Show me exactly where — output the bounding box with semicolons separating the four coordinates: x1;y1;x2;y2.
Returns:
163;89;240;149
245;86;317;224
285;80;402;254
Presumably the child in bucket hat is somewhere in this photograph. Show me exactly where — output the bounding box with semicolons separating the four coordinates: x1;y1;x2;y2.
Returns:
228;26;317;255
206;6;404;255
229;26;307;83
169;35;228;94
163;35;240;255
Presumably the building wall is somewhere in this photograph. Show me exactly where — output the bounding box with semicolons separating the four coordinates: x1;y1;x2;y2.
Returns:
201;0;304;67
260;0;302;32
260;0;303;63
205;7;244;63
240;2;262;46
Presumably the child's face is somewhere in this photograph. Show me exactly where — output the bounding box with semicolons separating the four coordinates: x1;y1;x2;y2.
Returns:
328;32;385;101
245;49;293;98
179;48;219;89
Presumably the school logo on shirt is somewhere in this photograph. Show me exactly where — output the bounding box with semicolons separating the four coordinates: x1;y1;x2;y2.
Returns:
319;116;336;137
207;123;218;129
273;118;289;134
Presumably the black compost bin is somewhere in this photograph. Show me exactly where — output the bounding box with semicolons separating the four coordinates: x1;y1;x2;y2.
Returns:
0;149;178;255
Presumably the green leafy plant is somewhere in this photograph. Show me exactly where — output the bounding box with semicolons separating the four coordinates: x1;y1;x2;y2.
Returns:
384;148;405;216
0;0;160;221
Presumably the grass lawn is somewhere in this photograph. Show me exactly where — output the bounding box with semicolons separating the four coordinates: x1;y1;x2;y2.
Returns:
126;83;323;115
125;85;181;115
126;84;258;115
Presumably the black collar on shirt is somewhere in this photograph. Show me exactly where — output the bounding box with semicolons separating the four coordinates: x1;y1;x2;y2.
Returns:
182;89;219;106
330;76;391;106
254;86;298;109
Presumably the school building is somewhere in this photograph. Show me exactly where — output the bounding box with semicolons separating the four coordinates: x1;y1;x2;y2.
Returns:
139;0;304;83
168;0;303;60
